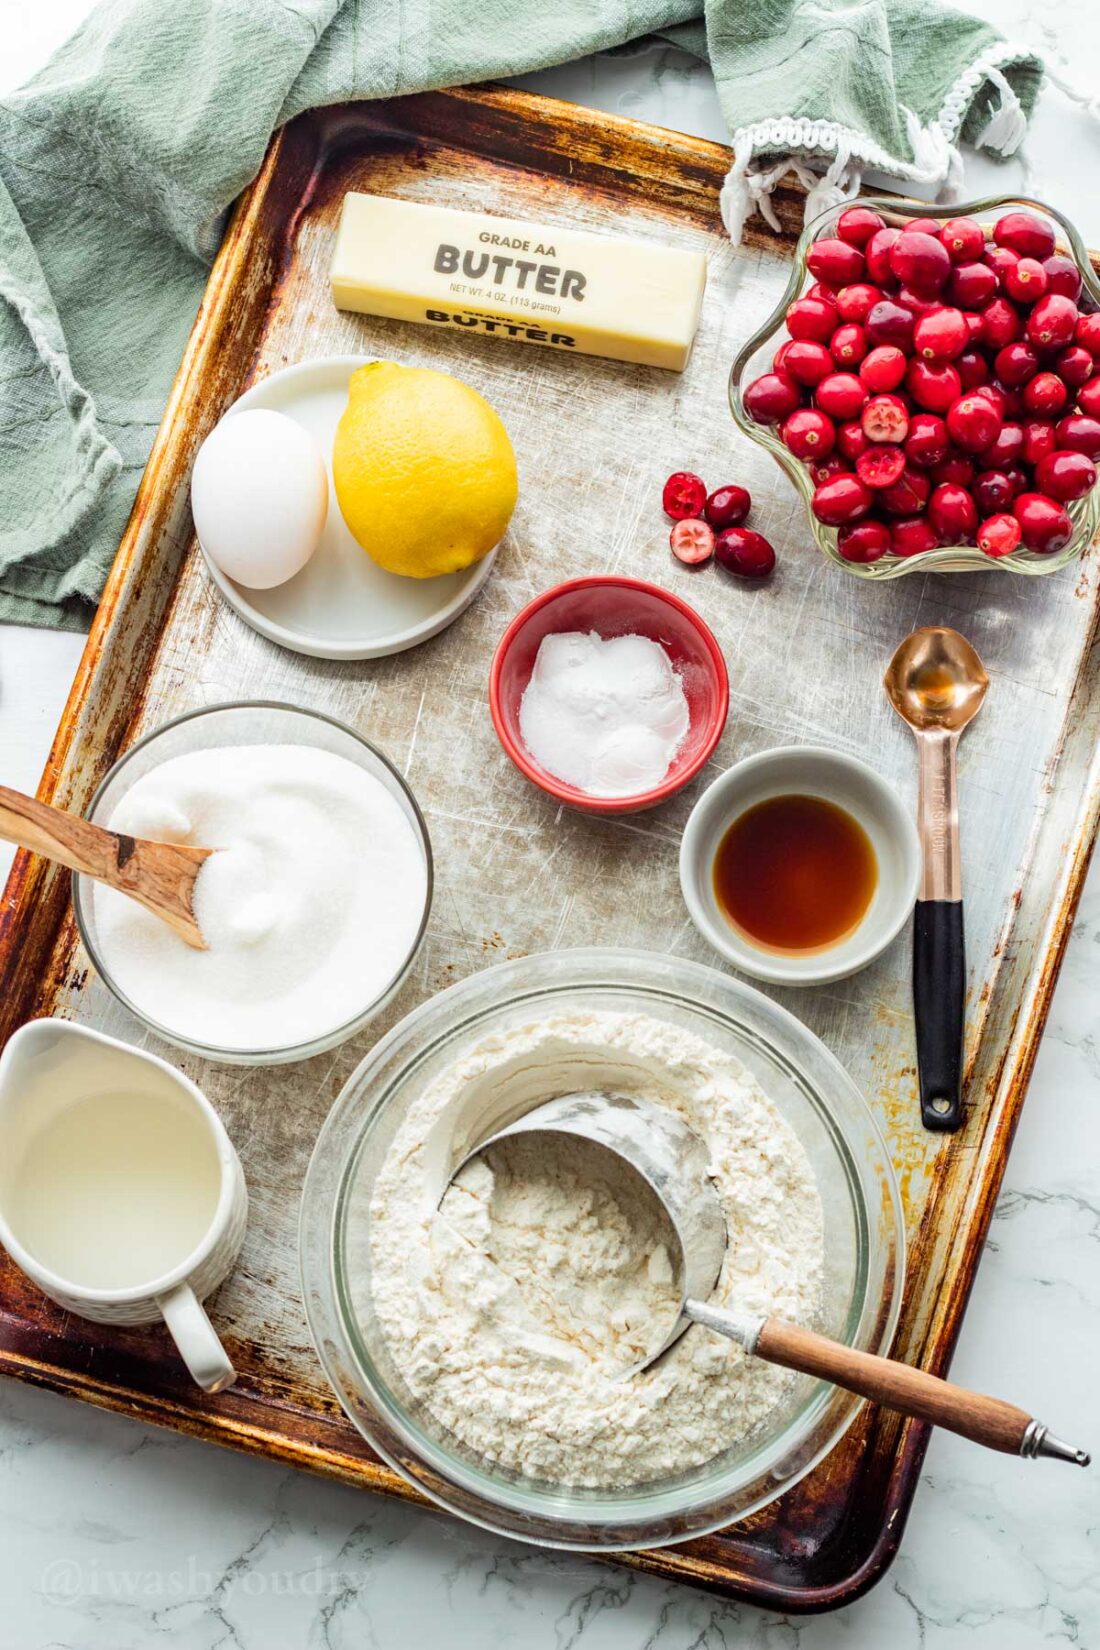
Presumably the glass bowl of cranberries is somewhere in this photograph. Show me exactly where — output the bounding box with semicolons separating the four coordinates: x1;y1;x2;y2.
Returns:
731;196;1100;578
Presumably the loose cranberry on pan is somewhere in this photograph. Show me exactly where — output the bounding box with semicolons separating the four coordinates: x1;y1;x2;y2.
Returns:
837;519;892;562
669;518;715;565
662;471;707;519
704;485;751;528
1014;492;1073;552
714;527;776;578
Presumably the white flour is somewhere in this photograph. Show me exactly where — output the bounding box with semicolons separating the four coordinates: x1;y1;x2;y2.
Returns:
364;1011;824;1489
92;743;427;1050
518;631;689;797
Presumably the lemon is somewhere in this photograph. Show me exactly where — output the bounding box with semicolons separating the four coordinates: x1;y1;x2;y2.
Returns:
332;362;518;579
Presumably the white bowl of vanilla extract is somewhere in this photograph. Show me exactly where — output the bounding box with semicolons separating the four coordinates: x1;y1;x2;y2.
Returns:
679;746;921;986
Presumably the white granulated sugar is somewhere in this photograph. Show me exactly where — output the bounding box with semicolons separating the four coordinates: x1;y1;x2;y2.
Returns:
518;631;689;797
92;743;426;1050
364;1012;824;1489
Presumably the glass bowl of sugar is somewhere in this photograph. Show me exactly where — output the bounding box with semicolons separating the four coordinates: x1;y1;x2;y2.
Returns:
73;701;433;1065
300;947;904;1552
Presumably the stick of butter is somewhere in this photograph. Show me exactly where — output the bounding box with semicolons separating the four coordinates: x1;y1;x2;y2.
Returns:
330;193;708;372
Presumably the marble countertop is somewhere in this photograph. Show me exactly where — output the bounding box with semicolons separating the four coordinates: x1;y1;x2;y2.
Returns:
1;3;1098;1644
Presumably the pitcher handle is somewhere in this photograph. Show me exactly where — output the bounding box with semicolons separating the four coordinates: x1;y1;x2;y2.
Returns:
157;1282;236;1393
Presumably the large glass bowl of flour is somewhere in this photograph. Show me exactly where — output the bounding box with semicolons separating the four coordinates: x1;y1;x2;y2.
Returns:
301;948;904;1551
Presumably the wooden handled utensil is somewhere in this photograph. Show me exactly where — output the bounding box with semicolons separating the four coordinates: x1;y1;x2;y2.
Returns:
0;786;213;949
450;1093;1090;1466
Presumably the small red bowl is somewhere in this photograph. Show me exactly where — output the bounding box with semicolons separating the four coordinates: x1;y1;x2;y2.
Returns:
489;576;729;815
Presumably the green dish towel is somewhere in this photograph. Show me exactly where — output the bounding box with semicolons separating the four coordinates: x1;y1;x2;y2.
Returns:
0;0;1043;630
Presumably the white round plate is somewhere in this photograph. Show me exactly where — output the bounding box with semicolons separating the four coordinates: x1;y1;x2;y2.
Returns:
197;356;499;660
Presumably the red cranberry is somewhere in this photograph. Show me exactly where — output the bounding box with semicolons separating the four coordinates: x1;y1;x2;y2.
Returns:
860;346;908;392
995;383;1026;420
1022;418;1057;466
880;467;931;516
913;306;968;361
1022;372;1069;417
906;359;962;413
1056;413;1100;459
714;527;776;578
662;471;706;519
856;446;906;489
984;422;1025;469
704;485;751;527
897;286;942;317
890;231;951;294
772;340;797;374
986;246;1020;285
974;383;1008;417
835;283;880;323
905;413;950;468
837;419;870;461
981;298;1022;350
956;348;990;389
807;238;865;287
1004;466;1030;498
1057;345;1095;387
909;217;945;237
1079;378;1100;418
947;393;1003;452
1014;492;1073;552
1035;449;1098;502
929;482;978;541
930;452;975;487
866;300;915;349
865;227;901;287
837;520;891;562
783;340;835;387
862;393;909;443
810;454;850;486
744;372;801;424
994;211;1056;261
816;372;868;421
977;513;1022;558
806;281;840;307
782;407;836;459
811;473;874;525
786;296;837;342
830;323;868;366
669;518;715;564
963;312;985;342
1043;255;1083;301
836;206;885;247
1027;294;1079;351
1076;314;1100;357
949;262;997;309
941;216;985;263
994;341;1039;387
973;470;1015;514
1004;258;1048;304
890;516;939;557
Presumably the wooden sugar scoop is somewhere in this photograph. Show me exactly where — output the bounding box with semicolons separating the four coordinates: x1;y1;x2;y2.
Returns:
449;1092;1090;1467
0;785;213;949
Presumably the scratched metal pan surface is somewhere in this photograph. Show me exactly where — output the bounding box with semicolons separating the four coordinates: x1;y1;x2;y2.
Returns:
1;89;1098;1612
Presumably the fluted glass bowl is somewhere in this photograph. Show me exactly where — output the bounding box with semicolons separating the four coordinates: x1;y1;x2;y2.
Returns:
299;949;904;1551
730;195;1100;580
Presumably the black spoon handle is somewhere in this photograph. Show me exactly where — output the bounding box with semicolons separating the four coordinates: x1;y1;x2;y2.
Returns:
913;899;965;1131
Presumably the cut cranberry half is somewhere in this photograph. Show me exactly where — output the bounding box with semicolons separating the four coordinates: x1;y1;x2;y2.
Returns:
856;446;906;489
662;471;707;519
1013;492;1073;552
1034;449;1098;502
862;394;909;443
714;527;776;578
704;485;751;527
994;211;1056;261
811;473;874;525
977;513;1022;557
743;373;802;424
836;520;891;563
669;518;715;564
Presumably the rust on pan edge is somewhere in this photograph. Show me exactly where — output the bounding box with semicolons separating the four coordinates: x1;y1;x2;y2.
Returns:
0;88;1098;1614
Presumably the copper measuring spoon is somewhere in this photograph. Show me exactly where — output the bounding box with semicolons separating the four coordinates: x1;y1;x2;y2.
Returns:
0;785;212;949
884;628;989;1132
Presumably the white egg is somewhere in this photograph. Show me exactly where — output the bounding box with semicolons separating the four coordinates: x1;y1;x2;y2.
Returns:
191;408;328;589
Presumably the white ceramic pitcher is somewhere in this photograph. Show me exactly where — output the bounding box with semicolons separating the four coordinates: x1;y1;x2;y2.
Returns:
0;1019;246;1392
